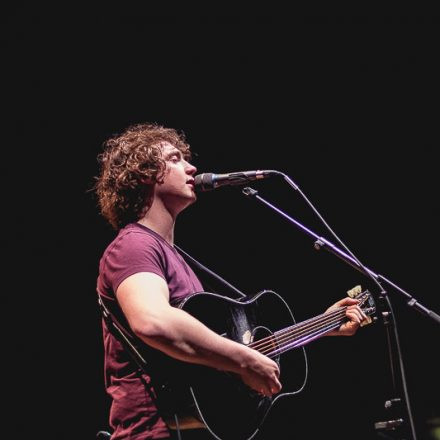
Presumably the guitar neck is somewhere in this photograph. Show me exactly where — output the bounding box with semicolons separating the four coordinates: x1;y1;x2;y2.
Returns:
249;307;348;359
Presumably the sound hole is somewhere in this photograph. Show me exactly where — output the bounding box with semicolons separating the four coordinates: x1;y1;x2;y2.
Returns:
252;325;280;366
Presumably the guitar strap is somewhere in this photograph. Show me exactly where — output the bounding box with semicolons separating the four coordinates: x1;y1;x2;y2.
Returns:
174;245;247;299
97;291;154;384
97;291;184;439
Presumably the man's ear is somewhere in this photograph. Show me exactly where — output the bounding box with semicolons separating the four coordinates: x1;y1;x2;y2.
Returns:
141;176;155;185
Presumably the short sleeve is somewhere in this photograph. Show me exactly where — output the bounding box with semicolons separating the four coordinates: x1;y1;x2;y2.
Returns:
102;231;167;294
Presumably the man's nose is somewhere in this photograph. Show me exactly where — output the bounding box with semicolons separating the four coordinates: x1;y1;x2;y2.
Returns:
186;162;197;175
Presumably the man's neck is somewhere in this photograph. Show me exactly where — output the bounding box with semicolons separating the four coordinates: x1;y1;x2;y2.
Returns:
137;201;176;245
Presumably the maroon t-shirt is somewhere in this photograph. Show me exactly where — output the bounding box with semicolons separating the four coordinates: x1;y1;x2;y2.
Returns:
97;223;204;439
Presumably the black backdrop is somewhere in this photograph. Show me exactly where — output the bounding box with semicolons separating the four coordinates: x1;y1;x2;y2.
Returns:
3;7;439;440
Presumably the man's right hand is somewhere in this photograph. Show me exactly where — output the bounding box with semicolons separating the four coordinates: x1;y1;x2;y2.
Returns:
238;347;282;397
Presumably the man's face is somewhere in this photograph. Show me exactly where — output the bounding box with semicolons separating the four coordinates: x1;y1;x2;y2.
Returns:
154;142;198;213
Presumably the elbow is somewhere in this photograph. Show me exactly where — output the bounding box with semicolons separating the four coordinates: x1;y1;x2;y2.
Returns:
131;316;168;341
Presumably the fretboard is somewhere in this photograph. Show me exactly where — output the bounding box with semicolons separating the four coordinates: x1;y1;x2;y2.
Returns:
249;307;348;359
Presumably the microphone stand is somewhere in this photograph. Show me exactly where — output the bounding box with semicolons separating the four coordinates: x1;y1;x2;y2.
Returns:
241;185;440;440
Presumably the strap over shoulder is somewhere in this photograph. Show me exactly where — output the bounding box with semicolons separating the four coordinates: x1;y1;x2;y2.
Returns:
174;245;247;299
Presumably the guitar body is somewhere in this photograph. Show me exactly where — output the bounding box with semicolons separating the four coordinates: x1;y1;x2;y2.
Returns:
149;290;307;440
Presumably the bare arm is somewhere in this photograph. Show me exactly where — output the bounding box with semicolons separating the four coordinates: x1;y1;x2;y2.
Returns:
116;272;281;396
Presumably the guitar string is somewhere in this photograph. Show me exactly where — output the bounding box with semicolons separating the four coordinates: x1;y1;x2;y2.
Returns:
248;295;370;354
248;307;342;350
258;304;373;358
264;317;345;357
256;310;346;356
248;308;345;352
266;322;341;358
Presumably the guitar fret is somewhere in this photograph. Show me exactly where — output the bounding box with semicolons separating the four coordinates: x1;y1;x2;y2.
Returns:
267;322;342;358
251;290;374;358
263;311;345;355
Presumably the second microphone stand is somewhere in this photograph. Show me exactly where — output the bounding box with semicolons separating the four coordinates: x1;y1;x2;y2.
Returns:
241;183;439;440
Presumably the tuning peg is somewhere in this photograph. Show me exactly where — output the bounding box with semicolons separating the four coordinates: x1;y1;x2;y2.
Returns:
347;285;362;298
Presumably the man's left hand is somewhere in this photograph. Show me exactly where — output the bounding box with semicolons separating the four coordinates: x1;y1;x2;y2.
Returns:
325;297;368;336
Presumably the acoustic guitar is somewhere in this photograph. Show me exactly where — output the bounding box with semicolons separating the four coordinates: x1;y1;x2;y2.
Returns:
149;286;376;440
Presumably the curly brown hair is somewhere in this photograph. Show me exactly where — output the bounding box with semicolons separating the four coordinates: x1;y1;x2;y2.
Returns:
95;122;191;229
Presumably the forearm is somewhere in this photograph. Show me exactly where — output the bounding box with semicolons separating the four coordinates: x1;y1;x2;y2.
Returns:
134;306;253;374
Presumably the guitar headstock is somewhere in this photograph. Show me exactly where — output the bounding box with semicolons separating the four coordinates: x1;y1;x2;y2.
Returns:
347;285;377;327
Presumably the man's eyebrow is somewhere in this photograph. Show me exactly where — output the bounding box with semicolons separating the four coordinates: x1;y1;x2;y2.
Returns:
164;149;182;159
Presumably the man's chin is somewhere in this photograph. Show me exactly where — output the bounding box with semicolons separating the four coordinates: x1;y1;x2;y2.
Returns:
177;194;197;212
188;194;197;204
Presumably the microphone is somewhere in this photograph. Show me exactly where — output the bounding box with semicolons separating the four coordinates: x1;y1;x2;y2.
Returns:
194;170;280;192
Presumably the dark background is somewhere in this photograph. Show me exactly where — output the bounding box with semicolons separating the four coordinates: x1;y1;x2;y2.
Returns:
3;7;439;440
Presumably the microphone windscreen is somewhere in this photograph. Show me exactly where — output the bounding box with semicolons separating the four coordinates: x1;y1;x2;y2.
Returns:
194;173;214;191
